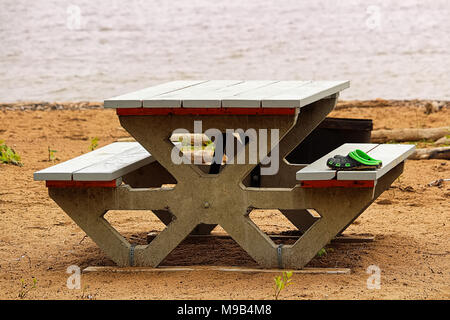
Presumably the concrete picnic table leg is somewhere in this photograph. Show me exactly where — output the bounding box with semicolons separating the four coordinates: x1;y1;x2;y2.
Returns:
118;109;401;269
48;186;174;267
121;162;216;235
49;188;130;266
280;209;320;234
255;97;339;234
244;162;404;269
116;114;298;268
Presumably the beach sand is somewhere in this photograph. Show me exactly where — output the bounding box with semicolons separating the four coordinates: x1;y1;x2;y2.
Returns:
0;100;449;299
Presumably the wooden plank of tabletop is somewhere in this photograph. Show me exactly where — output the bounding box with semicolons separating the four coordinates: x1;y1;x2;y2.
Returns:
104;80;207;108
262;80;350;108
337;144;415;181
296;143;379;181
143;80;243;108
222;80;311;108
182;80;279;108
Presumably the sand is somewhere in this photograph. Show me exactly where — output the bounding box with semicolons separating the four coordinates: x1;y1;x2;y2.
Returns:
0;101;449;299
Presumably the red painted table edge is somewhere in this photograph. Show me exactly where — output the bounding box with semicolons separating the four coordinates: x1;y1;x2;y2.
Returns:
116;107;296;116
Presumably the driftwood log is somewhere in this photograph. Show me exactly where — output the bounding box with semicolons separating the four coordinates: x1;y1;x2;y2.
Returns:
409;147;450;160
117;134;211;145
435;136;450;145
371;127;450;143
170;133;211;145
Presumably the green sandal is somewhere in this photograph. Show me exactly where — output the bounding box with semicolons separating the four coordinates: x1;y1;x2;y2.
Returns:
327;149;382;171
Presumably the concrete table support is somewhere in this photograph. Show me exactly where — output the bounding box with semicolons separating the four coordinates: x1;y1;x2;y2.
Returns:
47;96;405;269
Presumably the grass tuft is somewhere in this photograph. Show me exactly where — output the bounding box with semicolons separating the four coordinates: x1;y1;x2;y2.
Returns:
0;140;23;166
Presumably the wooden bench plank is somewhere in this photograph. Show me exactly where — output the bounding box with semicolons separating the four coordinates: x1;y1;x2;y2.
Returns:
337;144;415;180
72;145;154;181
143;80;242;108
296;143;379;181
33;142;141;181
182;80;278;108
104;80;206;108
263;81;349;108
222;80;311;108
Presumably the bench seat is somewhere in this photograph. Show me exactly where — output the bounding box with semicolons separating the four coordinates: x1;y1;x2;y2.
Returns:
296;143;415;185
33;142;154;185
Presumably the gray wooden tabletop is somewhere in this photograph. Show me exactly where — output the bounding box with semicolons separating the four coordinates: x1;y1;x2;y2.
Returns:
104;80;349;109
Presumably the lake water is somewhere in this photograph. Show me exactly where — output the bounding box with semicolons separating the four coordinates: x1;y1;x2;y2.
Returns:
0;0;449;102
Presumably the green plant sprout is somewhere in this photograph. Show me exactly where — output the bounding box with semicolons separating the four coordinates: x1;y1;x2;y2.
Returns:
274;271;293;300
0;140;22;166
48;147;57;161
317;247;334;258
317;248;327;257
89;137;99;151
18;277;37;299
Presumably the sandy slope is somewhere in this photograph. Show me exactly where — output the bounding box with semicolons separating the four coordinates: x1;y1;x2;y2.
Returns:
0;102;449;299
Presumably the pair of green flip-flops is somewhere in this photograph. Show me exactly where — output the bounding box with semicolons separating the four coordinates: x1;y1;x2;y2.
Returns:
327;149;382;171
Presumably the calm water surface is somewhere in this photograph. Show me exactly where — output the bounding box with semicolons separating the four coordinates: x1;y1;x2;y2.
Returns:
0;0;449;102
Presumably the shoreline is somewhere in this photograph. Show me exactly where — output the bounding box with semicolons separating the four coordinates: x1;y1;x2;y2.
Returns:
0;99;449;112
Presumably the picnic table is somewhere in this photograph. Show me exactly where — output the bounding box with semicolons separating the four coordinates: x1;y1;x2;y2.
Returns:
34;80;414;269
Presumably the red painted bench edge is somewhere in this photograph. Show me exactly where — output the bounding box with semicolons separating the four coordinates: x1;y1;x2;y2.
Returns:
46;180;119;188
300;180;375;188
